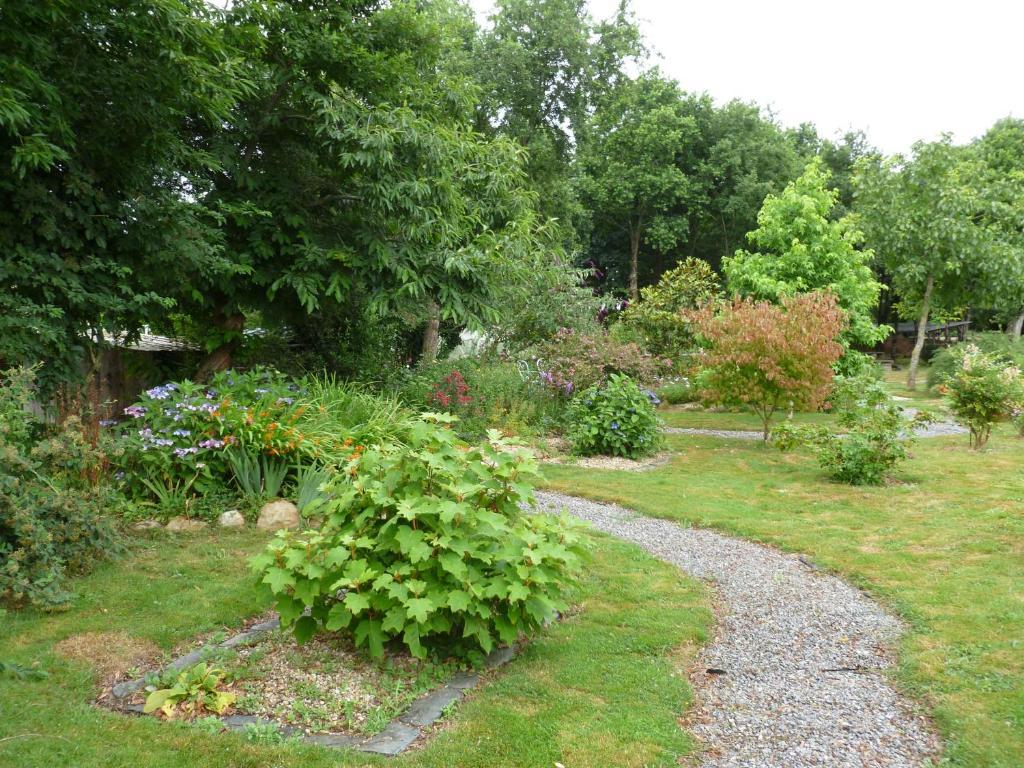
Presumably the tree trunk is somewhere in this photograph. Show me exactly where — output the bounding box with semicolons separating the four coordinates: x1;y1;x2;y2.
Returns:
906;275;934;391
1007;309;1024;342
628;225;640;301
420;300;441;364
196;309;245;382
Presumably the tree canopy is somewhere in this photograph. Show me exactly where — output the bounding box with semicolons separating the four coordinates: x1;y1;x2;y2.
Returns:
724;159;886;351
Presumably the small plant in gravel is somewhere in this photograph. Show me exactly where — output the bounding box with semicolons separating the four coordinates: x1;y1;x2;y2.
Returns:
252;415;583;662
143;662;236;719
941;345;1024;448
567;374;661;459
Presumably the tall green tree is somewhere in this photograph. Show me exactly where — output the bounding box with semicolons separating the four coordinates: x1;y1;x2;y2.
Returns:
576;72;699;300
723;159;886;352
0;0;241;390
972;118;1024;339
854;139;988;389
475;0;643;233
683;101;804;272
183;0;558;374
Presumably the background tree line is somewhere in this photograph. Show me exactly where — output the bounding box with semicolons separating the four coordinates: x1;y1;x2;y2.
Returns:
3;0;1022;394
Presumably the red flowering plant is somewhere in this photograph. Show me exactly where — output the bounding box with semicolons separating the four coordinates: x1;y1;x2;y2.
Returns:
428;370;473;410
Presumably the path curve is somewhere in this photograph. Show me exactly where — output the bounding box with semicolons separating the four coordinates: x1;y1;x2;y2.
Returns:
535;491;941;768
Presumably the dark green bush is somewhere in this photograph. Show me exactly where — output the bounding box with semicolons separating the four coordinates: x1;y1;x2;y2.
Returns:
0;368;122;607
567;374;661;459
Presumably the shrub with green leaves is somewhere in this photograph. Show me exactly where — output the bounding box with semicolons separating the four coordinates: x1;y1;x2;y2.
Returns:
567;374;661;459
1;367;123;608
928;332;1024;390
616;257;721;360
774;375;922;485
252;415;583;662
942;345;1024;448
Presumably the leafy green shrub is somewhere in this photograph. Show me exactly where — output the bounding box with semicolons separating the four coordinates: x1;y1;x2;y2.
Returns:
928;332;1024;390
616;257;720;360
774;375;922;484
1;367;122;608
252;415;583;662
536;328;671;397
567;374;661;459
942;345;1024;448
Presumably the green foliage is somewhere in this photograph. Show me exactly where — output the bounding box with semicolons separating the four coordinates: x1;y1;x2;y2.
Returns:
115;370;411;511
143;662;236;719
252;416;584;662
774;375;918;485
854;138;989;388
942;345;1024;449
0;367;122;608
536;328;671;397
928;333;1024;390
689;293;846;440
724;159;886;350
576;72;699;297
0;0;242;391
396;358;565;439
567;374;661;459
656;379;696;405
475;0;644;230
616;258;721;359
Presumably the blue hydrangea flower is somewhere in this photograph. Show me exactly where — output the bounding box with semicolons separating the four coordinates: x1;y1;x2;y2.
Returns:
611;421;620;430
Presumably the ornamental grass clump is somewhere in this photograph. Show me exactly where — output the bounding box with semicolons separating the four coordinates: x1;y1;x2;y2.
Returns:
942;345;1024;448
252;414;583;663
567;373;661;459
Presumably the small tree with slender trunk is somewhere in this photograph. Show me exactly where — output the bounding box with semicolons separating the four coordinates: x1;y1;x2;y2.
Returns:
854;139;986;389
688;292;846;441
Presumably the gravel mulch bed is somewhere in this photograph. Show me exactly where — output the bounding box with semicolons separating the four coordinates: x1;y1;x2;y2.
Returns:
535;491;942;768
542;451;672;471
228;631;457;736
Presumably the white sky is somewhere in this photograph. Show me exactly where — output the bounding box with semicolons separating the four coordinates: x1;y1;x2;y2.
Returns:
469;0;1024;154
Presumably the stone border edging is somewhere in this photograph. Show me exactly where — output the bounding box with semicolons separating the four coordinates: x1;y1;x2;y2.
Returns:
108;616;518;756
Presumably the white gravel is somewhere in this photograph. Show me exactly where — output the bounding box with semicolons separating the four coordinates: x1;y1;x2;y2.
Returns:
535;491;941;768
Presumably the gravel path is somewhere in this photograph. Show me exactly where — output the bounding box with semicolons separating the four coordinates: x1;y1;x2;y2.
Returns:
664;413;967;441
535;491;941;768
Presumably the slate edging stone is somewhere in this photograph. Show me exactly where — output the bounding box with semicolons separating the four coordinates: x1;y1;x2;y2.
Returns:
107;614;519;757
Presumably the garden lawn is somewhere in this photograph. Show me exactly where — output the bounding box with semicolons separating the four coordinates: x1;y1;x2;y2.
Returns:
659;406;836;431
542;423;1024;768
0;528;709;768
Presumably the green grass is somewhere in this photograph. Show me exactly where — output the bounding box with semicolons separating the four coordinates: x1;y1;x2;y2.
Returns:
659;406;836;431
542;423;1024;767
0;529;709;767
